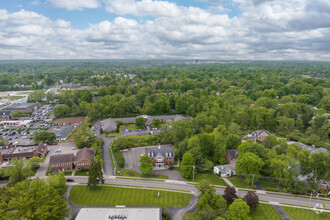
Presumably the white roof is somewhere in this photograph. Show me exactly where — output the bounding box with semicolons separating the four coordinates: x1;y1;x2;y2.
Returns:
76;207;162;220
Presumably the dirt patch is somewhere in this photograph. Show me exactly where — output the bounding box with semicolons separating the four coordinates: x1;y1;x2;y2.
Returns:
54;117;85;124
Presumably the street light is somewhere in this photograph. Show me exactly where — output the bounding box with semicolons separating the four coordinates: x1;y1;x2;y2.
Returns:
192;165;195;181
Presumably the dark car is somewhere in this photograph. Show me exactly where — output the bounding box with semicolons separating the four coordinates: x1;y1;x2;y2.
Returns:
66;178;74;182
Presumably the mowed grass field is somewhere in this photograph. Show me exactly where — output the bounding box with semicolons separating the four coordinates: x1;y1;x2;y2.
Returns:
193;172;228;186
70;185;191;207
250;204;282;220
281;206;329;220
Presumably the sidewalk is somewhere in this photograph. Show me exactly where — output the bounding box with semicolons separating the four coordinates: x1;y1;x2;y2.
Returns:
222;177;235;188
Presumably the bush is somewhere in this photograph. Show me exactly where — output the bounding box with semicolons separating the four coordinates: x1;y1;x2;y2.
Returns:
265;187;280;192
283;188;287;193
115;151;125;168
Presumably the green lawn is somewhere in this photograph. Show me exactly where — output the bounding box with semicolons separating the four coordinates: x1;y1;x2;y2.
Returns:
228;176;249;188
184;213;195;219
70;185;191;207
258;178;277;189
193;173;228;186
105;124;128;137
117;168;168;179
281;206;329;220
250;204;282;220
63;171;72;176
75;170;89;176
126;126;138;131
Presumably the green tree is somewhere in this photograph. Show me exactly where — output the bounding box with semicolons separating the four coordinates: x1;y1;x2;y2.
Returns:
48;172;68;195
196;179;215;195
226;134;242;150
5;159;33;186
0;136;8;146
151;118;161;128
74;129;95;149
195;191;227;220
310;152;330;182
139;154;153;175
262;135;278;149
33;131;56;144
88;159;104;190
227;199;251;220
53;105;71;118
135;117;147;129
1;179;69;220
180;152;195;179
236;152;264;184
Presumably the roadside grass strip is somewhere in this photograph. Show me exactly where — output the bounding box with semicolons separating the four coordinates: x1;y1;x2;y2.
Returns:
250;203;282;220
70;185;191;207
115;176;165;182
267;192;330;202
228;176;249;188
281;206;330;220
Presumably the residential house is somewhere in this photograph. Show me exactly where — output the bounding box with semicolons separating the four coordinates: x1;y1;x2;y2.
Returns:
213;165;236;177
225;149;238;168
49;147;95;172
145;145;174;169
289;141;329;154
243;130;271;142
101;118;118;132
61;83;81;89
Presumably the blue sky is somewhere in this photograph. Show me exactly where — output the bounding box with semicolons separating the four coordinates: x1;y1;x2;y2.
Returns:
0;0;329;60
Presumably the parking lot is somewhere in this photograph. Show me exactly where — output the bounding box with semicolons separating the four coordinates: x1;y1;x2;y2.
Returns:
35;142;78;177
0;128;35;145
122;147;146;172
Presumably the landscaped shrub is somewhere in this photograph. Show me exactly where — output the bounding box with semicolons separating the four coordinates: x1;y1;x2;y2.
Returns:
283;188;287;193
115;151;125;168
265;187;280;192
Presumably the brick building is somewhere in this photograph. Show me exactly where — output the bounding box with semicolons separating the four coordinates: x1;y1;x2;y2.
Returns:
49;147;94;172
145;145;174;169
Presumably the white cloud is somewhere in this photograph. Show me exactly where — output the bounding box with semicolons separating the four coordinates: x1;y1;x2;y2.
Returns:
48;0;100;10
0;0;330;60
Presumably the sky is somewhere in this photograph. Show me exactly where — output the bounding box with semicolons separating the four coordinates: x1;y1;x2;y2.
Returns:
0;0;329;60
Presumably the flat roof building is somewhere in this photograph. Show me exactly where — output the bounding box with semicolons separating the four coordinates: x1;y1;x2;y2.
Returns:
76;207;162;220
2;103;41;112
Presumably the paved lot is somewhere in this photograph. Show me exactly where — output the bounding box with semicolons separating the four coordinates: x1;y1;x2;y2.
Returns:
122;147;145;172
150;169;184;181
35;142;78;177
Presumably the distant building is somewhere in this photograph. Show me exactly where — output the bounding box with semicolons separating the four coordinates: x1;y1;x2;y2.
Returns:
145;145;174;169
242;130;271;142
0;120;32;128
101;115;190;132
225;149;238;168
2;103;41;112
61;83;81;89
76;207;162;220
213;165;236;177
49;147;94;172
289;141;329;153
0;111;11;121
54;126;75;141
0;143;48;164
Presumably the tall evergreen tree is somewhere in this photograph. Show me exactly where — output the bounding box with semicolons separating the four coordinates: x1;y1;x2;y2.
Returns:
88;159;104;190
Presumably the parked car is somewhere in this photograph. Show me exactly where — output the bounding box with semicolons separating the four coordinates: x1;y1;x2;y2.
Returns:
66;178;74;182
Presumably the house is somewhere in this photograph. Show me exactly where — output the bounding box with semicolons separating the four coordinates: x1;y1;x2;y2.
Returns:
74;147;95;170
318;180;329;191
214;165;236;177
76;207;162;220
289;141;329;154
49;153;74;172
101;118;118;132
225;149;238;167
49;147;95;172
243;130;270;142
0;111;11;121
35;142;48;157
145;145;174;169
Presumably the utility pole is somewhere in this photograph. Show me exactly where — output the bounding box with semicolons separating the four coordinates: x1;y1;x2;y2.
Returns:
192;165;195;181
251;174;255;189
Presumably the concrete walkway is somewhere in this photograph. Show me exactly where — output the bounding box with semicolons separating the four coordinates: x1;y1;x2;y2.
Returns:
272;205;291;220
222;177;235;187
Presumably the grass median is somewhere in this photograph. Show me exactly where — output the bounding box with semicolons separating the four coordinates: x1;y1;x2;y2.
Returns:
70;185;191;207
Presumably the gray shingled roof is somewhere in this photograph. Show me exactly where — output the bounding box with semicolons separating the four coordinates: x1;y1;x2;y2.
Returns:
145;145;174;159
227;149;238;157
49;153;74;165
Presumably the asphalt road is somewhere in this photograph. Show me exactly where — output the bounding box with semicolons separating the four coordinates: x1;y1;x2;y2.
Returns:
93;121;114;176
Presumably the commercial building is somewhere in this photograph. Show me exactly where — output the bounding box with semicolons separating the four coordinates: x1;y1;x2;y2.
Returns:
53;126;75;141
2;103;41;112
76;207;162;220
49;147;94;172
0;142;48;164
0;120;32;128
145;145;174;169
0;111;11;121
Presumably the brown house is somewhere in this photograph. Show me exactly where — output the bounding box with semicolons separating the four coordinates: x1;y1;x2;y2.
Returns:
74;147;95;170
35;142;49;157
49;153;74;172
49;147;95;172
242;130;271;142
